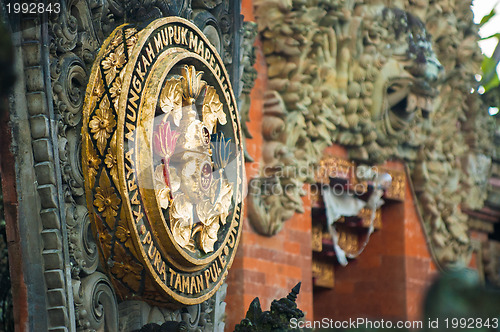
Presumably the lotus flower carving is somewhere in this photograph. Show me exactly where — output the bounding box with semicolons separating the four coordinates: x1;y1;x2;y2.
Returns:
181;65;206;105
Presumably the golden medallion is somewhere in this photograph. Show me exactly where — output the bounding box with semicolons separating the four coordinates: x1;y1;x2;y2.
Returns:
82;17;244;306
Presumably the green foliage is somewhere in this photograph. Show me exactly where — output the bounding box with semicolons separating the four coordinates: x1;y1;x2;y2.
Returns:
480;7;496;26
479;4;500;95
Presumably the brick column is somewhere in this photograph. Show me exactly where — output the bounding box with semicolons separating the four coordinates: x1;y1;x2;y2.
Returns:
224;0;313;327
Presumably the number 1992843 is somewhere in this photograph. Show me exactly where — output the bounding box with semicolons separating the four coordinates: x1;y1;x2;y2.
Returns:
444;317;499;329
6;2;61;14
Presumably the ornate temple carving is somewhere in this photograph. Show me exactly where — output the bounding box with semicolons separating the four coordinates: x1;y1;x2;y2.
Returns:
4;0;248;329
82;17;244;306
249;0;495;268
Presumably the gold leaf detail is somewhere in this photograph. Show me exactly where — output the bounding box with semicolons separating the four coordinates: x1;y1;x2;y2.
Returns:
110;244;142;292
181;65;206;105
92;68;105;98
102;50;126;85
109;72;123;111
170;193;193;248
93;171;121;229
89;96;116;155
104;133;119;187
159;77;183;126
95;221;112;259
85;134;101;189
202;86;226;133
154;164;170;210
125;28;139;52
110;29;123;48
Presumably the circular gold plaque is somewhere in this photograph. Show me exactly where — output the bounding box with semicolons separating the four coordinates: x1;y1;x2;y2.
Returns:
82;17;244;306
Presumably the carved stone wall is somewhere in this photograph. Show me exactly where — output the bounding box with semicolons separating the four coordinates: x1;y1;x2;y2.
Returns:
249;0;495;267
3;0;249;330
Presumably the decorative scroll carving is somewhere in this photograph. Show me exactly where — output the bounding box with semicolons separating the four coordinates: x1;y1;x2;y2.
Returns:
74;272;119;331
248;175;305;236
251;0;495;267
67;205;99;276
118;283;227;331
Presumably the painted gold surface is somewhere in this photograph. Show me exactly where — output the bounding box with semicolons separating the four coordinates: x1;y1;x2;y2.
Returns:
312;259;334;288
82;18;244;306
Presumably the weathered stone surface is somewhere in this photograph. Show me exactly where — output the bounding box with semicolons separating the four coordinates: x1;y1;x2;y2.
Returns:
249;0;495;268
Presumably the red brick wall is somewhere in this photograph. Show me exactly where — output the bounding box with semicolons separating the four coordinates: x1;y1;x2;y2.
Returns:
225;196;313;331
402;161;438;322
224;0;313;329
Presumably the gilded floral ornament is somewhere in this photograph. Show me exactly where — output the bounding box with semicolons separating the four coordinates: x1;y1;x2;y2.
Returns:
159;77;183;126
82;18;244;305
90;68;105;112
97;228;113;260
89;96;116;155
153;121;180;160
104;133;118;187
211;133;232;171
115;210;135;253
125;28;138;51
110;28;123;48
154;165;171;210
85;134;100;189
170;194;194;248
109;72;123;110
92;68;105;97
115;223;130;243
110;244;143;292
101;50;126;84
181;65;206;105
202;86;226;133
93;171;120;228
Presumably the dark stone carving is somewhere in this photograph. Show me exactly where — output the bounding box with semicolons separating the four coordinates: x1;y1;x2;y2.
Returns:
136;322;188;332
234;282;304;331
74;272;119;331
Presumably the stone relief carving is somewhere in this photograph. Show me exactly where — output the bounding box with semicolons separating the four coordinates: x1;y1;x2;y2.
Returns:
250;0;495;267
118;284;227;332
239;21;258;162
4;0;244;329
